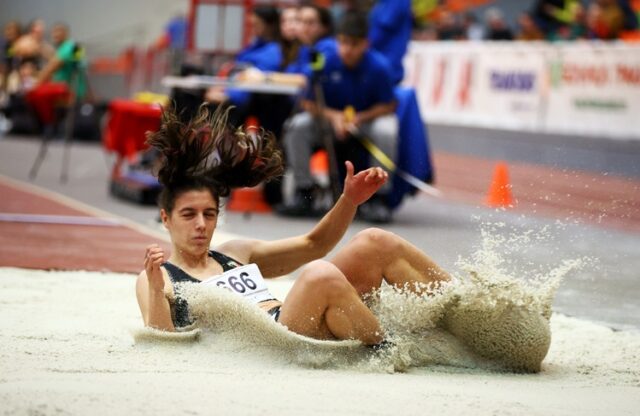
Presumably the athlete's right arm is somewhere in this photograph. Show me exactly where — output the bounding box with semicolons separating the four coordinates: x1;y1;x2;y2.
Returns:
135;244;175;331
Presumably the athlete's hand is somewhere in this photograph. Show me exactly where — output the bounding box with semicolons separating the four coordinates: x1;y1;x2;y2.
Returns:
144;244;165;292
343;161;388;206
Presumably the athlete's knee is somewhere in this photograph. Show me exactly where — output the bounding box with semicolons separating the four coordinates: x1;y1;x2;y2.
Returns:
352;228;403;254
298;260;352;297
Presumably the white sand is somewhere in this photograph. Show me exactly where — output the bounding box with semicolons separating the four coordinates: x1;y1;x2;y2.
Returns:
1;267;639;416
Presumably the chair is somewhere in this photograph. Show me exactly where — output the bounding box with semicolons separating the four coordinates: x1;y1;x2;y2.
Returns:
29;44;88;183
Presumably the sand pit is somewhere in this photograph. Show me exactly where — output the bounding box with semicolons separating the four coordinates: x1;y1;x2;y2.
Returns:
1;267;639;416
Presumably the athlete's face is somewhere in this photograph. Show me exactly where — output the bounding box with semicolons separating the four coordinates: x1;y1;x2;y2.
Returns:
337;35;368;69
162;189;219;256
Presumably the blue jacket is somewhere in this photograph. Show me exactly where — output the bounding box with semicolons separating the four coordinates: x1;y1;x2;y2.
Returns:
228;38;283;105
306;48;395;112
369;0;412;85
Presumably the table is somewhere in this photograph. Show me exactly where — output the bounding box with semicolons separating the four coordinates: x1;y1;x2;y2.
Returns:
102;99;162;176
161;75;303;95
26;82;70;125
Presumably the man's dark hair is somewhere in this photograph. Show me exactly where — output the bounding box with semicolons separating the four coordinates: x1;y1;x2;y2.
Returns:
336;11;368;39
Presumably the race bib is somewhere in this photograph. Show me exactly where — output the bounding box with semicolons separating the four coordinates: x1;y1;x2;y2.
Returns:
201;264;274;304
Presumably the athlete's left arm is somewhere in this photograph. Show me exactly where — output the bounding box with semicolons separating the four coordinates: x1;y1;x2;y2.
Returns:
217;162;387;277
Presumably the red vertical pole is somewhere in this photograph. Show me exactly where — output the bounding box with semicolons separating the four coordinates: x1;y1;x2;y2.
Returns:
243;0;254;47
187;0;198;51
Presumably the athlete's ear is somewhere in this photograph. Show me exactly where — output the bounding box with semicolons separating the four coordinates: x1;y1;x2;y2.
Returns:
159;209;169;227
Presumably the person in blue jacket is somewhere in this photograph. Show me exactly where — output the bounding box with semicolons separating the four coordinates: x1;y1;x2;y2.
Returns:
295;4;336;71
204;5;282;108
368;0;413;86
368;0;435;209
279;5;303;73
278;11;398;224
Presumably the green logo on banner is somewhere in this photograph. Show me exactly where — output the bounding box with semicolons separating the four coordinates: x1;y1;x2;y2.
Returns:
574;99;626;111
550;60;562;88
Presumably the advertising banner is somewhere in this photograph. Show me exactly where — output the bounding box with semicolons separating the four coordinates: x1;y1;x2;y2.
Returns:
404;41;640;140
472;44;547;130
404;43;478;124
545;44;640;138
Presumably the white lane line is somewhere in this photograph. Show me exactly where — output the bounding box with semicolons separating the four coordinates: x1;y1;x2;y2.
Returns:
0;213;123;227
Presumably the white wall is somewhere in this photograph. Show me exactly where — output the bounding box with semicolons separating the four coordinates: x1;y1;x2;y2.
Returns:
0;0;189;57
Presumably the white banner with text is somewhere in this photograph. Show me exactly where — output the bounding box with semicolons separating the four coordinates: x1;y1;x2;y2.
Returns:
403;42;640;140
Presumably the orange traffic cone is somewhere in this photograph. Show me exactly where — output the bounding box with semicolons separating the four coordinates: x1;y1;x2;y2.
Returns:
245;115;259;130
227;185;272;213
486;162;515;208
310;150;329;176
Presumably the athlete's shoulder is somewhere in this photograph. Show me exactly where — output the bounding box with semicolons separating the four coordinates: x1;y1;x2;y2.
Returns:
214;239;256;264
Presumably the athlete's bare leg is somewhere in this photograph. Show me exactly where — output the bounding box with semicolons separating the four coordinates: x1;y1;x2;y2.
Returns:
278;260;383;345
331;228;451;297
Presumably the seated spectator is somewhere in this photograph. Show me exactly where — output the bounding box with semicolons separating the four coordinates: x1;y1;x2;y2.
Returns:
230;6;282;72
259;4;304;206
204;5;283;107
436;10;465;41
550;2;588;40
484;8;514;40
0;20;23;133
298;4;336;59
280;5;303;73
531;0;568;34
277;11;398;223
35;23;87;98
596;0;625;39
586;0;625;39
517;12;546;40
276;3;332;141
1;21;22;96
462;12;485;41
12;19;54;70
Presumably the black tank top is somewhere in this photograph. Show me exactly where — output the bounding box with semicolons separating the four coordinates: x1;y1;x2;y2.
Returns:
162;250;243;328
